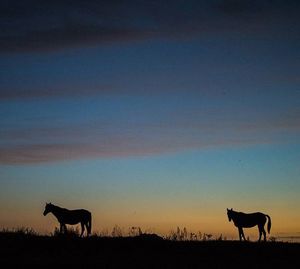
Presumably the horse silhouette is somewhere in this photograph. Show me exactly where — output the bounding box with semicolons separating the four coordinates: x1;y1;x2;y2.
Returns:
43;202;92;237
227;208;271;241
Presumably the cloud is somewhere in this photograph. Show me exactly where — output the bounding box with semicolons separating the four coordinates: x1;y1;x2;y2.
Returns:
0;1;170;53
1;0;299;53
0;83;114;100
1;108;299;165
0;24;149;53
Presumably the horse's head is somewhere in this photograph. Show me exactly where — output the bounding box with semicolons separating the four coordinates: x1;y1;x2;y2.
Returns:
227;208;233;222
43;202;53;216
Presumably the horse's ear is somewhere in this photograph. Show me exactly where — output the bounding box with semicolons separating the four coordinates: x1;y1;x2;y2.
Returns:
231;208;233;211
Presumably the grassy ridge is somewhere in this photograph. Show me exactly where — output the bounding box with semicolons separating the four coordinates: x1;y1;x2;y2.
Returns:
1;231;299;268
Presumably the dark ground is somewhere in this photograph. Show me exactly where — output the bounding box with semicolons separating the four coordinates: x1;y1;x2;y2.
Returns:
0;232;299;268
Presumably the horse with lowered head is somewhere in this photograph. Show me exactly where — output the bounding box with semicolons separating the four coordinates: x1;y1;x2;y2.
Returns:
43;203;92;237
227;208;271;241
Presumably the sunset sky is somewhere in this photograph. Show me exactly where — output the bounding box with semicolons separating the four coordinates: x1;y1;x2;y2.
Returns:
1;0;300;239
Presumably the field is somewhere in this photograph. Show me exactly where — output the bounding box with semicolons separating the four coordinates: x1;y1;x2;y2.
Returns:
1;231;299;268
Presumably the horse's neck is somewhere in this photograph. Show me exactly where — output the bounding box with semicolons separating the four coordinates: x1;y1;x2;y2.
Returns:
232;212;241;224
51;206;65;218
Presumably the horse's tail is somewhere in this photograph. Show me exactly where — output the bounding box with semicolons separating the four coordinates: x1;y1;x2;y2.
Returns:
265;214;271;234
87;212;92;235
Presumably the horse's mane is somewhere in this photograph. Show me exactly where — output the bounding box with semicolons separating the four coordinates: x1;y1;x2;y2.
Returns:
49;203;68;211
231;210;244;215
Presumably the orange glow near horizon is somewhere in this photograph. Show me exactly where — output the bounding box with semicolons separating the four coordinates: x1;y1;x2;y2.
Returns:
1;199;299;241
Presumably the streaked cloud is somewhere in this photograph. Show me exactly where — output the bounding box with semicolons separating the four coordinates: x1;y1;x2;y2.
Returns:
0;83;113;100
1;0;299;53
1;108;299;165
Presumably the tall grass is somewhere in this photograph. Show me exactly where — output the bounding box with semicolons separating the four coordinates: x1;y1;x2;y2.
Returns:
0;227;37;236
164;226;222;241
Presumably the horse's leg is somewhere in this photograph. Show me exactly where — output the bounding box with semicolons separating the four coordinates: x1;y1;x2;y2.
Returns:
80;222;85;237
238;227;243;241
258;226;262;242
84;222;89;236
241;229;247;241
262;226;266;241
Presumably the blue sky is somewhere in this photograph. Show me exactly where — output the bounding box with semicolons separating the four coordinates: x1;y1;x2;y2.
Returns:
0;0;300;238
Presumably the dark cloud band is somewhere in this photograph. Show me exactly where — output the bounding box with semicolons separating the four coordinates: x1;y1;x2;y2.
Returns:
1;0;299;53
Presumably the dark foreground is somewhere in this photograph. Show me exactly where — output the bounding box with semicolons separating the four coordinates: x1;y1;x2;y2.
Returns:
1;233;299;268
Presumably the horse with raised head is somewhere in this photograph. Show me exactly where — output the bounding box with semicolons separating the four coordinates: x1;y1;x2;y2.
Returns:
43;203;92;237
227;208;271;241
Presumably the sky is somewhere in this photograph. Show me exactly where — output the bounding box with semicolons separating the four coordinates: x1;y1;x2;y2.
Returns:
0;0;300;239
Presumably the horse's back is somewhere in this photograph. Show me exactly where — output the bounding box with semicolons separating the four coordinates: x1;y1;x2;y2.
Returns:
235;211;267;227
72;209;91;214
251;212;266;219
72;209;91;218
62;209;91;224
